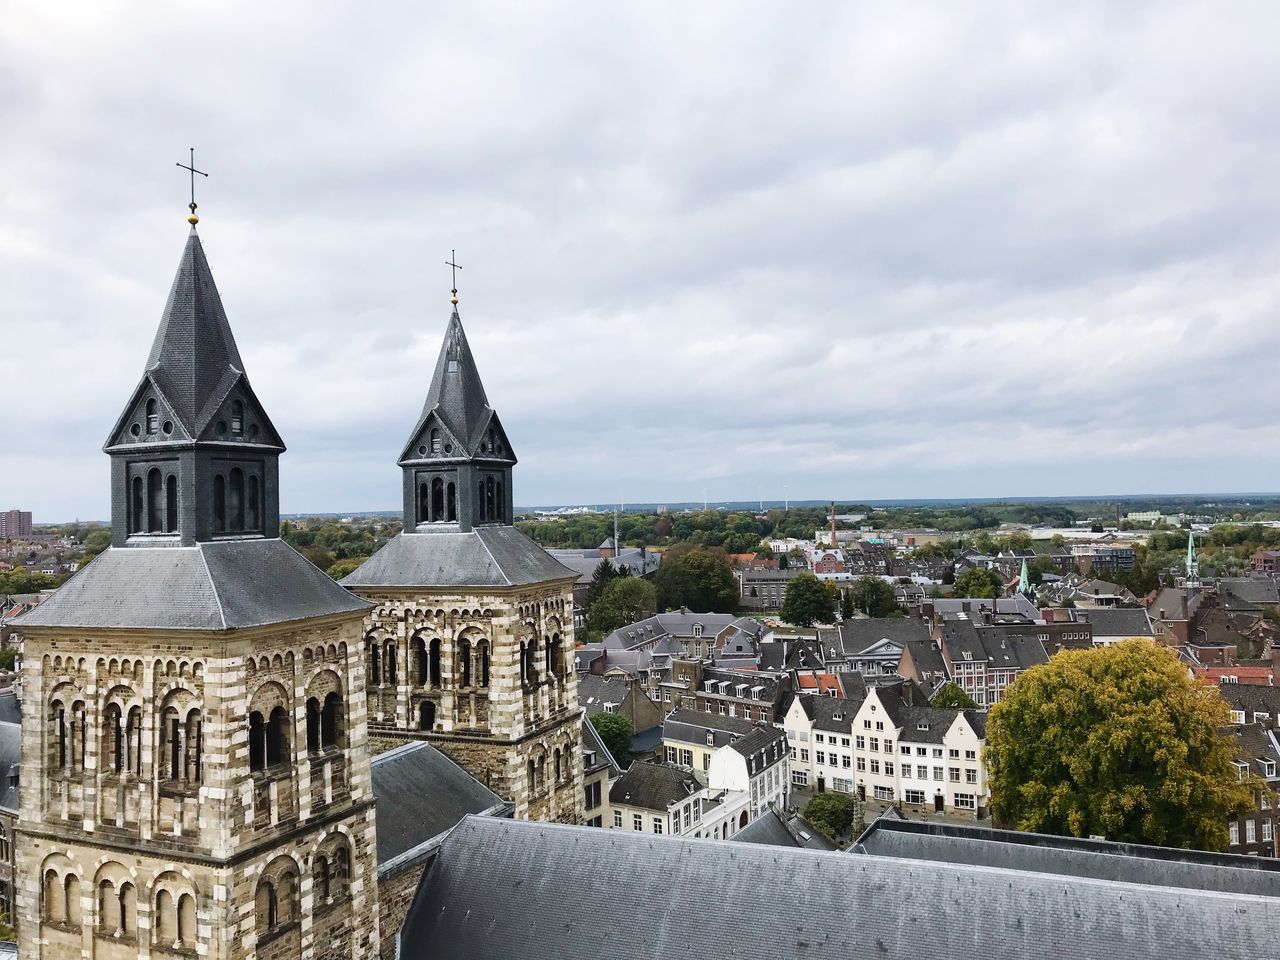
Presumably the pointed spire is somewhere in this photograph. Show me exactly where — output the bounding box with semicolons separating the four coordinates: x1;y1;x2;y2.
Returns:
1018;559;1031;595
415;308;494;453
143;227;246;434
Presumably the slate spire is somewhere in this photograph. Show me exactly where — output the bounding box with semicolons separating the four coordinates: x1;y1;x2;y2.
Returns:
398;306;516;532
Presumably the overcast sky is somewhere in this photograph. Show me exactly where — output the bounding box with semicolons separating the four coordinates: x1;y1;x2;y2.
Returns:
4;2;1280;521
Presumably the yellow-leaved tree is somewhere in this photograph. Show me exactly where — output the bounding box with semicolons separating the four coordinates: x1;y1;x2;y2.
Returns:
986;638;1255;850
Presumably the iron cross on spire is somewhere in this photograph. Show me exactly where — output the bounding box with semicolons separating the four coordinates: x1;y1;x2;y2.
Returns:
175;147;209;224
446;250;462;305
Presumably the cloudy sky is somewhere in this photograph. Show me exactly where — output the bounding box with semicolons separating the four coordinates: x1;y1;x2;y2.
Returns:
4;2;1280;520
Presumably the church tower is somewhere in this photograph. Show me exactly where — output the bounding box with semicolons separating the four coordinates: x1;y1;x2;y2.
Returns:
342;303;584;823
15;226;381;959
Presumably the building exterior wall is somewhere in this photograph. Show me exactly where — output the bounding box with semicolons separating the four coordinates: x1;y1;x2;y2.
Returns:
16;613;380;959
352;581;584;823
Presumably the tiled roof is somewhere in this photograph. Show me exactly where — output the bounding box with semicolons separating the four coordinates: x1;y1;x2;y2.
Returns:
342;526;577;589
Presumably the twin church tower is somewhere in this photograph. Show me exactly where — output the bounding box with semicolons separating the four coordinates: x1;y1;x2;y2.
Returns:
15;224;582;958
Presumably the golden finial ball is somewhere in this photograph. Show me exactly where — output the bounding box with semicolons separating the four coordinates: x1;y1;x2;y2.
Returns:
187;212;200;225
450;296;459;305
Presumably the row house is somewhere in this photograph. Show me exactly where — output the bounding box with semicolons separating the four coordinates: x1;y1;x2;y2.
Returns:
781;692;862;792
939;618;1050;708
830;618;931;677
1226;724;1280;856
737;567;804;611
603;609;768;661
668;661;788;723
662;709;789;819
607;761;751;840
851;687;990;815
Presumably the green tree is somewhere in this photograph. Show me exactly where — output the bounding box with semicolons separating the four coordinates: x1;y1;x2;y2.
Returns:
589;712;633;766
0;649;17;671
986;639;1256;849
930;682;978;710
846;576;901;617
585;559;621;611
654;546;738;612
326;556;367;581
781;573;836;627
953;567;1003;598
587;577;657;634
803;792;860;841
839;587;856;621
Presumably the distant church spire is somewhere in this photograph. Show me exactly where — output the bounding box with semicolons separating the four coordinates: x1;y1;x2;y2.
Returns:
1186;529;1200;587
398;305;516;532
104;226;284;546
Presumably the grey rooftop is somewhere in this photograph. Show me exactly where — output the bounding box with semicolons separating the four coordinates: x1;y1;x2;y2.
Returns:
16;540;370;631
340;525;577;589
399;816;1280;960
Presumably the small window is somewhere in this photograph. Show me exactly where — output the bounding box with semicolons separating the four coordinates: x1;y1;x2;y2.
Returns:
231;400;244;436
146;399;158;434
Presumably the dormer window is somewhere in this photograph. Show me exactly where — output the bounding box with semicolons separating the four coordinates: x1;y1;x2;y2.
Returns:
231;400;244;436
694;624;704;638
705;732;714;746
1261;759;1276;778
917;722;929;731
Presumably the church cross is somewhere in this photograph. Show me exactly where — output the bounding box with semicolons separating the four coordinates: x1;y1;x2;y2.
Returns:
176;147;209;223
446;249;462;304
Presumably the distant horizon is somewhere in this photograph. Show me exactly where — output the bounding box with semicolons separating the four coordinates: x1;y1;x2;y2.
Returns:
29;489;1280;527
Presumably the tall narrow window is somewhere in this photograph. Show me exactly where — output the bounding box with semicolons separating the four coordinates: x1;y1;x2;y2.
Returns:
478;482;486;521
229;468;245;531
496;478;504;523
147;468;163;532
213;475;226;532
478;640;490;687
419;700;435;730
185;710;202;783
126;707;142;776
447;482;457;522
431;477;444;521
385;642;397;685
486;476;495;523
165;474;178;533
231;400;243;436
430;428;441;455
146;399;158;434
418;482;429;524
246;475;260;531
458;639;472;687
429;638;441;686
369;644;380;685
249;712;265;772
266;707;288;767
130;476;144;533
306;698;321;753
322;693;341;747
414;638;427;685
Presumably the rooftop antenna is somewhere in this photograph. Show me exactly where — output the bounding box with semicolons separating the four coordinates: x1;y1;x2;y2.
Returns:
784;484;789;512
703;487;708;511
614;506;620;555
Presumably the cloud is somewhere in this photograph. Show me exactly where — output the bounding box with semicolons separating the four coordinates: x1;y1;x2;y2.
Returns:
3;1;1280;519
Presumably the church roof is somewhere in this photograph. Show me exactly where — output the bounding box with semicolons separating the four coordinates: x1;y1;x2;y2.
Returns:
399;817;1280;960
340;525;577;589
15;539;370;631
106;227;282;450
399;309;511;463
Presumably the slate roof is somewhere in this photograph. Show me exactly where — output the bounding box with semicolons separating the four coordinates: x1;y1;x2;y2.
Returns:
0;691;19;726
398;309;510;463
1075;607;1154;638
792;693;862;734
341;526;577;589
930;595;1039;620
0;721;19;813
400;816;1280;960
608;762;699;811
901;637;947;677
663;707;759;747
1218;683;1280;723
1150;587;1203;621
734;810;802;848
371;740;509;876
853;819;1280;898
17;540;370;631
577;674;631;716
837;618;930;657
547;547;660;584
941;620;1049;671
104;228;283;450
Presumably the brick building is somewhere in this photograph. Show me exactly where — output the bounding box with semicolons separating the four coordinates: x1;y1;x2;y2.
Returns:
0;512;31;539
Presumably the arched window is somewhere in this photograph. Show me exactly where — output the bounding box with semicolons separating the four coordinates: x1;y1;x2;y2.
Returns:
431;477;444;521
177;893;196;945
231;400;243;436
418;482;429;524
249;711;265;772
518;642;527;686
147;467;163;532
322;692;341;748
413;637;427;685
229;468;245;531
44;870;63;923
478;640;490;687
368;643;380;685
98;879;117;934
161;706;180;781
118;882;136;936
246;475;260;531
385;641;397;685
544;636;554;678
130;476;144;533
478;482;486;522
527;759;536;792
103;703;123;774
447;482;457;522
554;747;562;782
551;633;563;677
146;399;158;434
419;700;435;730
213;474;226;533
126;707;142;776
49;701;67;771
266;706;289;767
429;638;441;686
256;879;276;932
430;428;441;455
525;642;538;687
485;476;495;524
458;638;472;687
185;709;202;783
70;701;86;770
306;698;321;753
315;855;331;902
65;874;81;926
155;889;175;943
166;474;178;532
496;478;504;523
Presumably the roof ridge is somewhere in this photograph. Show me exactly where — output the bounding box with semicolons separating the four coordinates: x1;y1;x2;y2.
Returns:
197;542;229;630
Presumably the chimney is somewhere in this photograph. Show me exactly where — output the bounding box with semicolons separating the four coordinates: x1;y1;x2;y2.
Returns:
830;501;837;546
